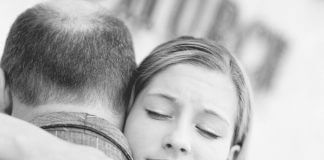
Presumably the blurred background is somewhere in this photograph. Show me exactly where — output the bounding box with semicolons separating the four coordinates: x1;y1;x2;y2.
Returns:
0;0;323;159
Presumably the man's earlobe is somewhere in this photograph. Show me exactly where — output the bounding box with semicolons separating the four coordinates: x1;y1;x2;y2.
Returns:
0;68;12;114
227;144;241;160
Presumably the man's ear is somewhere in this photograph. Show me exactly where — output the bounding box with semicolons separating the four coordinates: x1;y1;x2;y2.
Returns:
126;85;136;114
0;68;12;114
227;144;241;160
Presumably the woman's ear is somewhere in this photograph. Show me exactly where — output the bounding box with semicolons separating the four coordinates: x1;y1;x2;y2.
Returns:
0;68;12;114
227;144;241;160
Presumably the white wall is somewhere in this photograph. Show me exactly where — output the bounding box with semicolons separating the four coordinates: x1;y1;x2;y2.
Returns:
236;0;324;159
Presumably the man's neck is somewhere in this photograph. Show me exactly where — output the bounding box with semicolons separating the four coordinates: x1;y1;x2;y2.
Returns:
11;99;124;129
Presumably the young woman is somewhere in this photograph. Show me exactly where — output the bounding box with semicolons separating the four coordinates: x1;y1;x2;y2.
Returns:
124;36;252;160
0;37;252;160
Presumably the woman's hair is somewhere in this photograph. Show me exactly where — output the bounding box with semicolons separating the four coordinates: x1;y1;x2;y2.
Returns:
129;36;252;159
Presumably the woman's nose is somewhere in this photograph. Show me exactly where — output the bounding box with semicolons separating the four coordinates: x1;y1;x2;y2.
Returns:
162;127;192;154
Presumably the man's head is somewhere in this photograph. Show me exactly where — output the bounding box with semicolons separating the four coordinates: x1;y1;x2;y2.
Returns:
0;0;136;125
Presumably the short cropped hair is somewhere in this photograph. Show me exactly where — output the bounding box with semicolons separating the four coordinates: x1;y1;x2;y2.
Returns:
1;2;136;113
130;36;252;159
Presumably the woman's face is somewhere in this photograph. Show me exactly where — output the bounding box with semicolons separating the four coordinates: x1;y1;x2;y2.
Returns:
124;63;240;160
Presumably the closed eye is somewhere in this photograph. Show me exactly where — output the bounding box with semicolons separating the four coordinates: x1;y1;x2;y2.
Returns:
196;125;220;139
145;109;172;120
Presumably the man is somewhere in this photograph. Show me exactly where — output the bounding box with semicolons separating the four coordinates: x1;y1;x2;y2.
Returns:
0;0;136;159
0;113;109;160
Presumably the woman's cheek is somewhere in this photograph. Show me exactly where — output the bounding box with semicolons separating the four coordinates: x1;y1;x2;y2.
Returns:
125;110;168;160
125;108;156;143
192;138;232;160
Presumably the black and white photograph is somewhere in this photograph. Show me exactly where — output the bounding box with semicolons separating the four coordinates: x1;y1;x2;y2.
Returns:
0;0;323;160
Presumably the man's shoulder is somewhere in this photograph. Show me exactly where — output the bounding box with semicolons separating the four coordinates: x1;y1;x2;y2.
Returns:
31;112;133;160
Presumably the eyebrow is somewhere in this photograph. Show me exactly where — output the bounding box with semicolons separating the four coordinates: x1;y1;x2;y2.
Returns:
147;93;176;102
204;109;230;126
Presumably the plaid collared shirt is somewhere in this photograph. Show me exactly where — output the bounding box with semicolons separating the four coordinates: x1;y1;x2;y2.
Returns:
31;112;133;160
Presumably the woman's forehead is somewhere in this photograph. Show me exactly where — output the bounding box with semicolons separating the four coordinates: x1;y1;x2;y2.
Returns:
139;63;238;124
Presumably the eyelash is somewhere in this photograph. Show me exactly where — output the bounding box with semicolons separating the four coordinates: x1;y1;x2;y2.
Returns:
196;125;220;139
146;109;219;139
145;109;172;120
